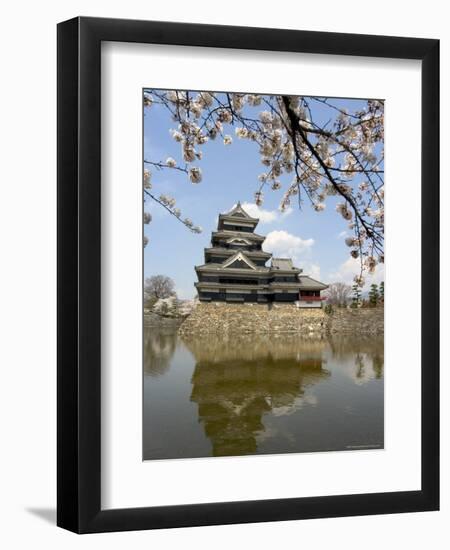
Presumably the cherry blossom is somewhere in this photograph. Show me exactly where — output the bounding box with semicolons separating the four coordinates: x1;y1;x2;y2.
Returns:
143;89;384;279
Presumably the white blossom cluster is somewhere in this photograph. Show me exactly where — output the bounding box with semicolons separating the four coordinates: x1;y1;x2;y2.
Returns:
151;296;196;318
152;296;178;317
143;90;384;281
144;169;152;189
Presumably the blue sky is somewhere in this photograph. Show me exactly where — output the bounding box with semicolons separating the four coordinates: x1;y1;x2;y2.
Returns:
143;92;384;299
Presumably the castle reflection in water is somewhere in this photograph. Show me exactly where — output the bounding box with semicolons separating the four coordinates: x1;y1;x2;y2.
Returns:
143;328;384;459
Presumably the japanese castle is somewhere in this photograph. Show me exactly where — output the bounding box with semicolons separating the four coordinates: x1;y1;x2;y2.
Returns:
194;203;328;306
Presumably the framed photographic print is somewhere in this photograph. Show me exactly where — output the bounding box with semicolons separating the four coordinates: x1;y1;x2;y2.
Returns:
57;17;439;533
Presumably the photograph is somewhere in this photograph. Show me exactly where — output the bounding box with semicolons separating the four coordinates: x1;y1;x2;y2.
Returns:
143;89;385;460
0;0;442;541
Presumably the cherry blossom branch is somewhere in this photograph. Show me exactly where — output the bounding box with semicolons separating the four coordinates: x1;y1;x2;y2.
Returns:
281;96;383;250
144;189;201;234
144;159;188;174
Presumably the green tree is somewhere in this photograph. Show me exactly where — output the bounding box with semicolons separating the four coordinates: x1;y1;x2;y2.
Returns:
351;283;361;308
379;281;384;303
369;283;379;307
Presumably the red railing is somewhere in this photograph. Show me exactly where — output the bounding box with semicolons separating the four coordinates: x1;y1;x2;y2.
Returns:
299;295;323;302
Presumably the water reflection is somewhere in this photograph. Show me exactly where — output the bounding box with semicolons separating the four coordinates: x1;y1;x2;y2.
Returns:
327;336;384;384
183;334;331;456
143;328;384;459
144;328;177;377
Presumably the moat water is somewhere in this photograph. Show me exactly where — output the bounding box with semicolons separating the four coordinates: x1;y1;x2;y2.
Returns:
143;327;384;460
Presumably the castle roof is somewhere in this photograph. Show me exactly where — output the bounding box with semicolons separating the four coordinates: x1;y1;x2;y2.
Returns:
205;247;272;258
196;260;271;273
223;202;258;221
212;230;265;242
271;258;295;270
298;275;328;290
217;202;259;231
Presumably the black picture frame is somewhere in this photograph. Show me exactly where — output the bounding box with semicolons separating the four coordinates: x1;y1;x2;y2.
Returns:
57;16;439;533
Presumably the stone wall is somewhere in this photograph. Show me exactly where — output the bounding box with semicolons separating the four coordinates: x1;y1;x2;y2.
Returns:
178;302;327;335
178;302;384;336
328;307;384;336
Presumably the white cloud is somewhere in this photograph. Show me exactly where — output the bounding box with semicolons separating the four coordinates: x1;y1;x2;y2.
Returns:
328;257;385;289
302;262;321;281
264;230;314;266
239;202;292;224
337;230;348;239
270;391;318;417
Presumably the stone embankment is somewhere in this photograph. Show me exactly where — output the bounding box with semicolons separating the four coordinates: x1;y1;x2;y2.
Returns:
328;306;384;336
178;302;384;336
179;303;326;335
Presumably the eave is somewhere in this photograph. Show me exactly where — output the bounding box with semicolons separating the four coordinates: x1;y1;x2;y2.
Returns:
219;213;259;225
195;265;270;274
205;247;272;258
298;276;329;290
195;265;304;275
212;230;265;242
195;282;308;291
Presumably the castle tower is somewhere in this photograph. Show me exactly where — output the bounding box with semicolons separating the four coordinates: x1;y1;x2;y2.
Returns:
194;202;328;305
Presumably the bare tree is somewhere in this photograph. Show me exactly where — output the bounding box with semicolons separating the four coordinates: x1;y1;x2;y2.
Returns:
323;282;352;308
143;90;384;285
144;275;176;306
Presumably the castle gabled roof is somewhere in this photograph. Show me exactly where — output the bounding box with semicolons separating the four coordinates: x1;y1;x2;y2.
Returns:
224;202;255;220
222;251;258;270
218;202;259;230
